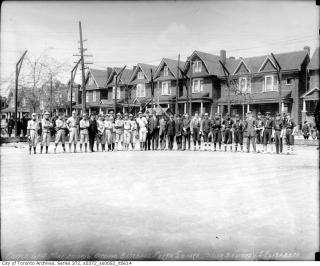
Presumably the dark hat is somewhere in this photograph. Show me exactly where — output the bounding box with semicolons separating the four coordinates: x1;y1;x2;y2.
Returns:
276;113;281;116
257;112;261;115
247;111;252;115
266;112;271;115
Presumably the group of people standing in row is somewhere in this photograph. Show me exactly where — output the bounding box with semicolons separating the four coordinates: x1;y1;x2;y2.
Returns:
26;109;297;155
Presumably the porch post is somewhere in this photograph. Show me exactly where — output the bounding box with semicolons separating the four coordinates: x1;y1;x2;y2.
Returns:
247;104;250;113
281;102;285;112
217;105;220;114
184;103;187;114
200;101;203;115
122;106;125;114
99;107;102;114
301;99;307;123
167;104;170;109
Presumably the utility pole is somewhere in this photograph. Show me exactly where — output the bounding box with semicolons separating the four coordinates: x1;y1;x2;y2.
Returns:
150;68;154;112
175;54;180;116
178;65;189;116
69;59;81;114
15;50;27;137
114;65;127;114
219;60;231;114
271;53;282;113
78;21;86;114
189;60;193;115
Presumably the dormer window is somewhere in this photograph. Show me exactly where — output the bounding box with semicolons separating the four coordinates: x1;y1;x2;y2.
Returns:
163;66;169;77
263;75;278;92
161;81;171;95
137;71;144;80
136;84;146;97
112;87;121;99
193;61;202;73
192;78;203;93
239;77;251;93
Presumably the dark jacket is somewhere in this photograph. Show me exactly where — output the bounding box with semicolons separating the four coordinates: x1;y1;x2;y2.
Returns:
166;119;175;136
175;119;183;136
149;116;159;133
201;118;211;133
88;119;98;136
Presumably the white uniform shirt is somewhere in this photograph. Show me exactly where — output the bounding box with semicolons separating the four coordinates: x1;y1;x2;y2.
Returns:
79;119;89;134
123;119;131;130
67;117;77;128
27;119;39;131
136;117;148;129
42;118;51;133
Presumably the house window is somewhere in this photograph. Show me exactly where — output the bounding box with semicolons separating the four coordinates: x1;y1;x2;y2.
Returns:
192;78;203;93
86;93;89;102
93;91;97;102
163;66;169;77
263;75;278;92
193;61;202;73
137;71;144;80
239;77;251;93
112;87;121;99
22;98;26;106
161;81;171;95
72;92;75;100
136;84;146;97
286;78;293;85
40;100;44;110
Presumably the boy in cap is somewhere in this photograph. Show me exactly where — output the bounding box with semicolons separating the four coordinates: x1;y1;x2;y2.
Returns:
182;113;191;150
79;113;89;152
54;112;67;153
263;112;274;153
222;113;234;152
129;114;138;151
114;113;124;151
190;111;201;151
233;114;244;152
212;113;222;151
27;113;39;154
41;111;52;154
66;110;78;153
244;111;256;153
123;113;132;151
255;112;264;153
284;113;296;154
200;113;212;151
136;111;148;151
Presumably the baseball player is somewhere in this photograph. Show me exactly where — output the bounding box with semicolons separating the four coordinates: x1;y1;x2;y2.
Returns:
79;113;89;152
27;113;39;154
212;113;222;151
96;114;106;151
136;111;148;151
222;113;234;152
200;113;211;151
114;113;124;151
284;113;296;154
40;111;52;154
123;113;132;151
66;110;78;153
263;112;274;153
104;114;113;151
272;113;285;154
233;114;244;152
255;112;264;153
129;114;138;151
244;111;256;153
54;113;67;153
190;111;201;151
182;113;191;150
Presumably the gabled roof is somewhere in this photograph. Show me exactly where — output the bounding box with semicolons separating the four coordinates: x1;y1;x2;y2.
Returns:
184;49;309;78
88;68;110;88
106;67;133;86
233;59;251;75
301;87;319;98
130;63;158;83
308;47;319;70
154;58;186;79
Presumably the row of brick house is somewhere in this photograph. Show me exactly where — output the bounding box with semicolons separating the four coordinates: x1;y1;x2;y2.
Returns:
70;46;319;126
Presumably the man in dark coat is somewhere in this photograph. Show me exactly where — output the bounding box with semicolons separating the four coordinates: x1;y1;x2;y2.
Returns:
200;113;211;151
21;114;29;137
88;113;98;152
233;114;244;152
149;111;159;150
175;114;183;150
166;114;175;150
182;113;191;150
212;113;222;151
8;117;14;137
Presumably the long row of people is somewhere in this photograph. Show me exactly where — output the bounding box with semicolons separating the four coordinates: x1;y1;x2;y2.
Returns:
26;109;297;155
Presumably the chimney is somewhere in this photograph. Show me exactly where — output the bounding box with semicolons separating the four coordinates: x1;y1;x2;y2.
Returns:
304;46;310;55
132;65;137;73
220;50;226;65
229;56;235;60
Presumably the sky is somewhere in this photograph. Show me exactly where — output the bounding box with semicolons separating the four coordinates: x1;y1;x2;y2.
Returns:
1;0;319;96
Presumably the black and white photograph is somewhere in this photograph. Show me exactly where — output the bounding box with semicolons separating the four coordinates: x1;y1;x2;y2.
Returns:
1;0;319;262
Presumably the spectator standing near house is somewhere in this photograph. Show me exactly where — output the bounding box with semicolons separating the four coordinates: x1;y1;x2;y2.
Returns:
1;115;8;137
222;113;234;152
302;121;310;140
145;111;152;151
166;114;175;151
21;113;28;137
212;113;222;152
88;113;98;152
149;111;159;150
8;117;14;137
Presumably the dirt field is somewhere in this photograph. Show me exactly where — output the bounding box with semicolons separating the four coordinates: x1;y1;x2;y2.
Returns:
1;145;319;260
